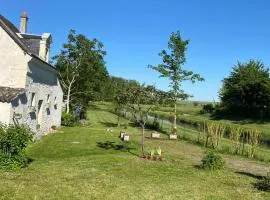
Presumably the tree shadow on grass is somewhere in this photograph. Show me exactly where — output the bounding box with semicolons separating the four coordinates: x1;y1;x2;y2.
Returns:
235;171;263;180
100;122;118;128
193;164;203;169
236;171;270;192
96;141;139;156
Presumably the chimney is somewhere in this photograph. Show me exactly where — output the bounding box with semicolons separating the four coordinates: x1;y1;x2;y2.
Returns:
39;33;52;62
20;11;28;33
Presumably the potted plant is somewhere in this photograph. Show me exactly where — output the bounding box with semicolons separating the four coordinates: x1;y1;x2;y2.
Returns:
151;131;160;139
169;134;178;140
169;127;178;140
120;131;126;139
123;134;130;141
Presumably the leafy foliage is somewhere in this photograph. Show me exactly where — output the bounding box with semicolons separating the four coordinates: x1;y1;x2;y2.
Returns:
201;151;225;170
145;115;161;131
200;103;215;114
53;30;109;112
0;124;33;156
0;152;29;170
0;124;33;170
122;83;165;154
61;112;78;127
220;60;270;118
149;31;204;134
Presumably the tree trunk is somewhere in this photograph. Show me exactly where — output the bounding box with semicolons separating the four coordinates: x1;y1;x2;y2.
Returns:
172;102;177;134
141;125;145;155
66;85;71;114
117;115;121;127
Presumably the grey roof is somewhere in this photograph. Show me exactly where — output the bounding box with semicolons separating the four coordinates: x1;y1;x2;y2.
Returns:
0;14;55;69
0;87;25;103
20;34;41;55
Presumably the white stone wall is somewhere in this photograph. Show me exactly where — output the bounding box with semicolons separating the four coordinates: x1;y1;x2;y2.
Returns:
0;102;11;124
0;26;63;138
10;58;63;138
0;26;29;88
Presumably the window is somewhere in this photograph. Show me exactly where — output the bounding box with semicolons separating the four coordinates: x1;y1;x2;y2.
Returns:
54;97;57;109
37;100;43;129
30;93;36;107
47;94;50;103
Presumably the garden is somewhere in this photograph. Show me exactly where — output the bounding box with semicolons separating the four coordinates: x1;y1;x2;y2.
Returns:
0;105;269;199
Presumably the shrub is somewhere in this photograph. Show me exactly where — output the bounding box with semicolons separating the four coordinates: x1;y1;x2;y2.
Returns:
0;124;33;170
145;115;161;131
201;151;225;170
200;103;215;114
0;124;33;156
255;172;270;192
61;112;77;127
193;101;199;107
0;152;29;170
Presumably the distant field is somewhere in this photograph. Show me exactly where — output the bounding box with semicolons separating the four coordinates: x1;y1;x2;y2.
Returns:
149;102;270;146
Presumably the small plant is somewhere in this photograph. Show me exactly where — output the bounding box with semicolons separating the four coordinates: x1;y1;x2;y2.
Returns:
150;149;155;158
61;112;77;127
201;151;225;170
255;172;270;192
156;147;162;157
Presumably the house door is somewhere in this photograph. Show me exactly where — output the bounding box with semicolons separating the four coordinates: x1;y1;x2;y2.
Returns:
37;100;43;129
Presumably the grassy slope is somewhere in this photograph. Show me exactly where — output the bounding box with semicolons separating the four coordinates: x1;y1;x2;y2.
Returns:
0;107;269;199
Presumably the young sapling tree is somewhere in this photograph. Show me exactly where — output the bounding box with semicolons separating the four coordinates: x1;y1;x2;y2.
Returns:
126;84;164;155
149;31;204;136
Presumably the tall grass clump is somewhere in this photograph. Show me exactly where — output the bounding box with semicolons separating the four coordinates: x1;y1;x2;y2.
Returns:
196;121;262;159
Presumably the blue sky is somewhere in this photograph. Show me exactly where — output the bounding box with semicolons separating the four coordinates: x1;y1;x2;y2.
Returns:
1;0;270;101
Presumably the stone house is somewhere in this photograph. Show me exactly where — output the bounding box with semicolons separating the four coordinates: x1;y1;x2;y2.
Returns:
0;12;63;138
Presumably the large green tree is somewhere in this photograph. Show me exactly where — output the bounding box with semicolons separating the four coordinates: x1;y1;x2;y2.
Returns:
149;31;204;135
220;60;270;118
53;30;108;113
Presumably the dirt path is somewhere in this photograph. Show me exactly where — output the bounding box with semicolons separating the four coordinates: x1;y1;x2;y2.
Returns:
148;138;269;177
177;141;270;177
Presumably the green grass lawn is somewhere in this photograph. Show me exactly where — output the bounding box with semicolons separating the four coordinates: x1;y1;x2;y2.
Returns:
0;106;269;199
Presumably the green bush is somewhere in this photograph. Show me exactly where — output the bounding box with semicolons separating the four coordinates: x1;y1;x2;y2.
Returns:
193;101;199;107
0;124;33;156
145;116;161;131
200;104;215;114
0;152;29;170
255;172;270;192
201;151;225;170
0;124;33;170
61;112;77;127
